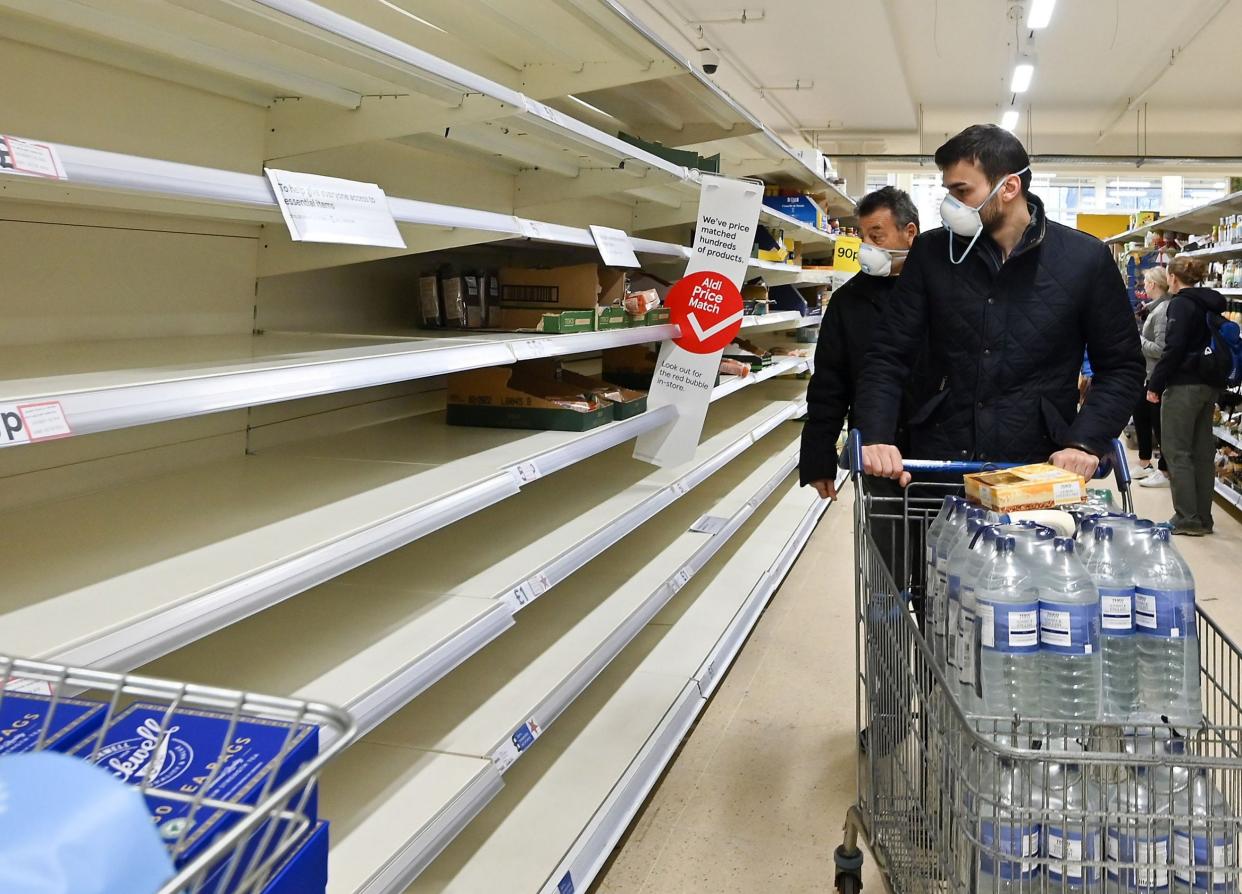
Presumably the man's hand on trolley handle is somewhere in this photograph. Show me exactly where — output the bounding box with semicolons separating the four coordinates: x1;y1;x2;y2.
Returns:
861;444;1100;486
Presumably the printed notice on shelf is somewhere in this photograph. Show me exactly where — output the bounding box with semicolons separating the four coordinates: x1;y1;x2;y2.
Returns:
0;136;66;180
265;168;405;248
634;175;763;467
589;225;641;268
0;401;72;448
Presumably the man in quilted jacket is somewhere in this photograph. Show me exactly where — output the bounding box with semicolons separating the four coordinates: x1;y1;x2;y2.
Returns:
854;125;1144;484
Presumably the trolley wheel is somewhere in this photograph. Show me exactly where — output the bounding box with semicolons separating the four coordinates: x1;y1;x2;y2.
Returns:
834;844;864;894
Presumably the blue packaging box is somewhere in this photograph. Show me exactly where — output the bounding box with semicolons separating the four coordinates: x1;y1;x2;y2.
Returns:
201;820;328;894
0;691;107;754
70;703;319;869
762;195;826;230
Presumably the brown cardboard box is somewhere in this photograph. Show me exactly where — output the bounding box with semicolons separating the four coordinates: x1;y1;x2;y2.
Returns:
445;365;614;431
965;463;1086;512
522;360;648;419
602;343;659;390
498;264;626;330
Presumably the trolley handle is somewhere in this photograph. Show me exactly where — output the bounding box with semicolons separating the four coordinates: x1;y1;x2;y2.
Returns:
845;429;1129;487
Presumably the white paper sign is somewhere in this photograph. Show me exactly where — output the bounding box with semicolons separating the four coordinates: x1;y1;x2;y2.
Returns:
265;168;406;248
690;514;729;534
0;136;66;180
0;401;72;447
634;175;763;467
589;225;641;268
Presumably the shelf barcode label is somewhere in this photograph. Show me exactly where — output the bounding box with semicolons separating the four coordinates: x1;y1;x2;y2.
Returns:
0;401;72;447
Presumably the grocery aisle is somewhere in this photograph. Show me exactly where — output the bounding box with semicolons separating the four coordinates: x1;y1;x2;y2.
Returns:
592;465;1242;894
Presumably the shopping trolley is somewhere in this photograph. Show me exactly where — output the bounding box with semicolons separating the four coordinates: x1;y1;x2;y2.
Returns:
0;653;355;893
833;431;1242;894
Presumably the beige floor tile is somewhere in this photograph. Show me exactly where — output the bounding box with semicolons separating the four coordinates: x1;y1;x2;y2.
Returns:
636;825;837;894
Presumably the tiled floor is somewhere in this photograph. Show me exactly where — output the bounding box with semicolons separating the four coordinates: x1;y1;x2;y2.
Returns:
591;460;1242;894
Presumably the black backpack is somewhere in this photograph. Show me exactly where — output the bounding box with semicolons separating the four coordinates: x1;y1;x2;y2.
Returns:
1198;311;1242;388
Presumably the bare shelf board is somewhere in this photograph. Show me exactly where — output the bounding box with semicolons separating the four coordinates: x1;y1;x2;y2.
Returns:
320;474;830;894
139;390;808;742
1106;191;1242;244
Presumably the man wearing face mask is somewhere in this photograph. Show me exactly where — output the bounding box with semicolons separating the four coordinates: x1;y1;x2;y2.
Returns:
854;125;1143;486
800;186;923;502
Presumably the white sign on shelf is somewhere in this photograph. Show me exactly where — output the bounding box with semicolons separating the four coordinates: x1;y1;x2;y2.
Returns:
265;168;406;249
0;401;72;448
690;514;729;535
589;225;641;268
0;136;66;180
634;175;763;468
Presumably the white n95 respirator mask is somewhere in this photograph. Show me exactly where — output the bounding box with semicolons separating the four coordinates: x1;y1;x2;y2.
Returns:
857;243;909;277
939;166;1030;264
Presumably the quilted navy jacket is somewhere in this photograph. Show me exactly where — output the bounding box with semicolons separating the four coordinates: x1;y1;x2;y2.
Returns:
853;195;1144;464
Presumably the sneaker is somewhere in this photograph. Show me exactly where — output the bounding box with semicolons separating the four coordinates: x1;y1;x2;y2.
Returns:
1171;524;1208;537
1140;470;1170;488
1130;463;1155;478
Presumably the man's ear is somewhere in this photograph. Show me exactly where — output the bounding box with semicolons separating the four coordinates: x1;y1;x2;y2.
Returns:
904;222;918;242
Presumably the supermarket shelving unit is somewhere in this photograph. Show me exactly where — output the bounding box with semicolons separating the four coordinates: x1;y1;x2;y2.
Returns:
1;1;846;892
1105;190;1242;245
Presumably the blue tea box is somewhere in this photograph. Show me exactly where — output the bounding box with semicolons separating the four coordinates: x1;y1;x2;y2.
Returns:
762;194;827;230
0;691;107;754
70;703;319;868
202;820;329;894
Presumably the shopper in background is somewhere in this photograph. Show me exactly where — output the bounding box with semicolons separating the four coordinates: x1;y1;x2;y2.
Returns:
853;124;1144;484
1147;255;1225;535
1135;266;1171;485
800;186;930;584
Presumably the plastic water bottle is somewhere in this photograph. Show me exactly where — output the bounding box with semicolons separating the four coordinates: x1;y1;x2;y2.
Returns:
1172;770;1237;892
927;496;956;578
1108;768;1174;892
946;509;987;680
932;498;970;669
1135;528;1202;728
958;526;998;713
1040;745;1104;894
977;758;1042;894
1039;538;1102;724
1086;525;1141;723
978;535;1042;719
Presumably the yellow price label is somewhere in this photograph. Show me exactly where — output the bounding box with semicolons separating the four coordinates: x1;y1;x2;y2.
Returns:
834;235;862;273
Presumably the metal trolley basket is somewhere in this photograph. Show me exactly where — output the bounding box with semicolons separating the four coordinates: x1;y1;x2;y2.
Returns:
833;431;1242;894
0;654;355;893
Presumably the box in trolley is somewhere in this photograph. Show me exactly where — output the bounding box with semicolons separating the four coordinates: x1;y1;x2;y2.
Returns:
0;691;107;754
70;703;319;873
964;462;1086;512
201;819;329;894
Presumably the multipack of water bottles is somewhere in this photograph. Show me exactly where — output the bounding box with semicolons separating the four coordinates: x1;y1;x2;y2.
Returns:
925;495;1202;727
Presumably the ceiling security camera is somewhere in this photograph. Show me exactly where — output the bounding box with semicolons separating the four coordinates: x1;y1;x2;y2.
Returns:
698;47;720;75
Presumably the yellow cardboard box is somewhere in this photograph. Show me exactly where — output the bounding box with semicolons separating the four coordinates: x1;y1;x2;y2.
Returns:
964;463;1086;512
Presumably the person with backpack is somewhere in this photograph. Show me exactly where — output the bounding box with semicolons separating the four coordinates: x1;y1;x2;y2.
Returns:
1147;254;1240;535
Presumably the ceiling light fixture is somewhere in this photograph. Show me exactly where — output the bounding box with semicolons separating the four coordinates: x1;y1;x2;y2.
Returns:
1026;0;1056;29
375;0;447;33
567;95;615;119
1011;61;1035;93
1001;109;1020;131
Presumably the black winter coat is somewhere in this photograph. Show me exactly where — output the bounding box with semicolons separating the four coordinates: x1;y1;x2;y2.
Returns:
1148;286;1228;394
853;196;1144;463
799;274;934;485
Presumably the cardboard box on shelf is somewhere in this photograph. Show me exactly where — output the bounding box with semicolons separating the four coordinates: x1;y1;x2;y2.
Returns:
498;263;625;330
536;310;596;334
602;343;659;390
762;194;827;231
965;463;1086;512
446;365;615;431
627;307;671;327
523;360;649;419
597;306;629;331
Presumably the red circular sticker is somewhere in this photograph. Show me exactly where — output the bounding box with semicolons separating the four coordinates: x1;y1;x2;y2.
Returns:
667;270;745;355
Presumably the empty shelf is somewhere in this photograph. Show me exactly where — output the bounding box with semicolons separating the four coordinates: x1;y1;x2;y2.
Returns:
0;371;798;671
0;327;675;446
319;430;809;893
139;388;807;741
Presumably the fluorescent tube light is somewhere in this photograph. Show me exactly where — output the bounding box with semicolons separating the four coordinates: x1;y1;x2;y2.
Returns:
1027;0;1056;29
568;95;616;120
1001;109;1020;131
1011;62;1034;93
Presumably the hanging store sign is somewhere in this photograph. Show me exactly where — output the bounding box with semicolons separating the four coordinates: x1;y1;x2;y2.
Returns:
588;225;641;268
634;175;763;467
265;168;406;249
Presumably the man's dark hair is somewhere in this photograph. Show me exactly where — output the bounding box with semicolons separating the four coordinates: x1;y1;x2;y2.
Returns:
934;124;1032;194
855;186;920;233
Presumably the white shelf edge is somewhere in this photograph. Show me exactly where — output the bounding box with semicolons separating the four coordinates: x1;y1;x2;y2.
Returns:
1215;426;1242;451
358;763;504;894
538;481;835;894
1216;478;1242;509
351;439;806;893
1105;190;1242;244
